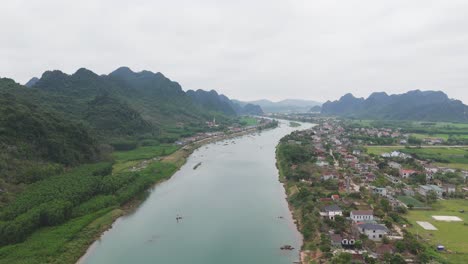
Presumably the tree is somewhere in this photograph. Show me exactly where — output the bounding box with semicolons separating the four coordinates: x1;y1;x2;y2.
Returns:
331;253;352;264
380;198;391;213
426;190;438;204
395;240;405;253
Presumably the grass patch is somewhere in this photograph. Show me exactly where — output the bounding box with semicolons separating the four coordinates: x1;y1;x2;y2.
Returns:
397;195;426;208
434;162;468;170
113;144;179;162
405;199;468;262
239;116;258;126
366;146;403;155
0;207;123;264
402;147;468;164
289;121;301;127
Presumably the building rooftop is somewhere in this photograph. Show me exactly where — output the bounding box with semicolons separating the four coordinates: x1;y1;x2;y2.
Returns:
351;210;373;216
358;223;388;231
322;204;342;212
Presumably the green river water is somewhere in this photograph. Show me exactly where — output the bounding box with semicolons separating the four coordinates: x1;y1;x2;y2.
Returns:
79;121;312;264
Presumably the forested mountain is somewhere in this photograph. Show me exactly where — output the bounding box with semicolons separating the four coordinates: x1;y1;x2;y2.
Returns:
241;99;321;113
0;67;261;204
188;89;263;115
0;78;101;187
321;90;468;122
19;66;262;139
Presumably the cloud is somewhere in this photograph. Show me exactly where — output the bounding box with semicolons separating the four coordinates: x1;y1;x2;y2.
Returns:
1;0;468;103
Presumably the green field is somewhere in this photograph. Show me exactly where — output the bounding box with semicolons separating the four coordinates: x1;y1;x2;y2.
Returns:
366;146;403;155
397;195;426;208
289;121;301;127
113;144;179;162
366;146;468;169
402;147;468;164
239;116;258;126
405;200;468;263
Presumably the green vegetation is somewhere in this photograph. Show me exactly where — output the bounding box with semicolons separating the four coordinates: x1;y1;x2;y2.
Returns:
112;145;179;162
0;208;122;264
367;145;468;169
239;116;258;126
402;147;468;164
348;119;468;145
289;121;301;127
366;146;402;155
397;195;426;208
404;200;468;262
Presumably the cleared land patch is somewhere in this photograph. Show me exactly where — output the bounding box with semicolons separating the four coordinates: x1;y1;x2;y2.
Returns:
432;215;462;222
405;199;468;262
417;221;438;230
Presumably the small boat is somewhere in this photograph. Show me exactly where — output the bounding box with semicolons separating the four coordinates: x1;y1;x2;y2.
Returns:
193;162;202;170
280;245;294;250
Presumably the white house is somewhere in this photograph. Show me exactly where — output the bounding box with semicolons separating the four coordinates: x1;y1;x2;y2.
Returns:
442;184;456;195
320;205;343;220
357;223;388;241
321;174;336;181
350;210;374;222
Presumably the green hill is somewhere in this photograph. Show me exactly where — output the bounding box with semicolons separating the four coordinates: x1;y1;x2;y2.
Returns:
0;78;101;188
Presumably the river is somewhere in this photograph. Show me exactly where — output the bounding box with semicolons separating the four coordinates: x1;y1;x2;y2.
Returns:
79;120;313;264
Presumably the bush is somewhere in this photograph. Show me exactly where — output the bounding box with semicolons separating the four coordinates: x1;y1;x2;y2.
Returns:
110;140;138;151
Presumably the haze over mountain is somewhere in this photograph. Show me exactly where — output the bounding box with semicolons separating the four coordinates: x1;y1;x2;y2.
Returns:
321;90;468;122
236;99;321;113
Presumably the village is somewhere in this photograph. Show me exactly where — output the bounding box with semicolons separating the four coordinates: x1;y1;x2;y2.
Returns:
277;118;468;263
174;117;277;146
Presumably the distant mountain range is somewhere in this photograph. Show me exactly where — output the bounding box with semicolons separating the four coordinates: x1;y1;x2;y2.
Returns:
236;99;322;113
321;90;468;122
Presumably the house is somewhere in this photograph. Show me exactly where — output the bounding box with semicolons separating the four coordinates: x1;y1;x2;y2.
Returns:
321;174;336;181
403;187;415;196
418;185;443;197
388;161;402;170
316;161;329;167
400;169;417;178
320;204;343;220
442;184;456;195
331;194;340;201
425;165;439;180
330;234;342;247
350;210;374;222
372;186;387;197
376;244;395;257
365;173;376;182
357;223;388;241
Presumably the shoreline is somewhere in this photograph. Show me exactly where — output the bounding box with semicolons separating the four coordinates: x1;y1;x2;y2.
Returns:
76;125;273;263
276;155;305;264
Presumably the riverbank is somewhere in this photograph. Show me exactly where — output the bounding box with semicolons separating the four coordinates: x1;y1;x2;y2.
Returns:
276;148;306;264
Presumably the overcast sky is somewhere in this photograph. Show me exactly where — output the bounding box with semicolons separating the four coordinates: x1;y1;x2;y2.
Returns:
2;0;468;103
